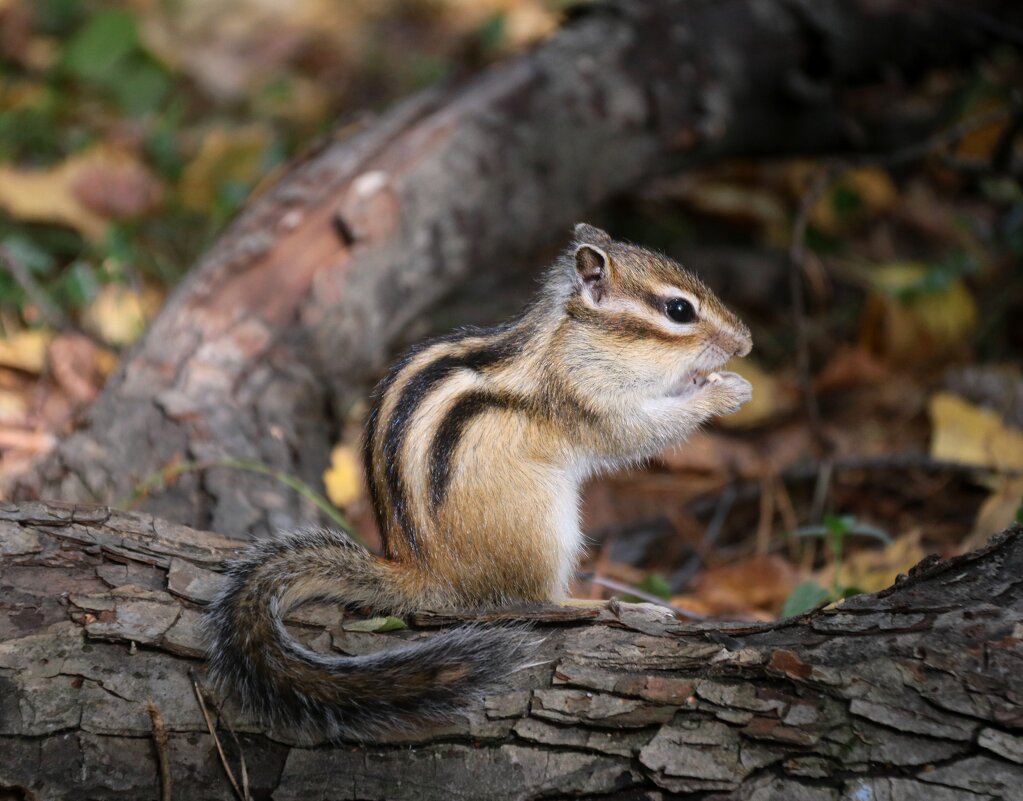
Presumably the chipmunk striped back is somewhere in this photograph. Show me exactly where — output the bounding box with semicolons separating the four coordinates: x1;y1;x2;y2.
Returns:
205;223;753;740
361;312;592;604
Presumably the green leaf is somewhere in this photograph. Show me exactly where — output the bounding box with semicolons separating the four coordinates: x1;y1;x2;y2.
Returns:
342;616;408;633
781;581;830;618
620;573;673;603
638;573;672;600
2;235;56;275
793;516;890;543
0;88;61;163
114;60;171;117
477;13;507;54
824;514;855;536
36;0;85;37
64;10;138;83
832;183;863;220
51;260;99;309
1015;499;1023;525
846;521;891;544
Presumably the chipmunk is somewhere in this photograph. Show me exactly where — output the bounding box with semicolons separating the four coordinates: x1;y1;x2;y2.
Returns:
204;224;752;739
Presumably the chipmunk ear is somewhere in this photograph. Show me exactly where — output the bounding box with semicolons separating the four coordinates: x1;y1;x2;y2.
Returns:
574;243;611;303
574;223;612;244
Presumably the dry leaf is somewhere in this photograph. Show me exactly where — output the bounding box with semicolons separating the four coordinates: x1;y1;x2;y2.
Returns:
953;102;1012;160
252;74;331;126
179;124;271;211
678;554;798;617
969;476;1023;548
324;443;362;507
815;346;889;394
342;616;407;633
0;328;53;373
81;284;162;347
943;364;1023;429
680;182;787;229
71;150;164;220
822;532;925;595
860;262;977;363
48;333;116;404
0;147;161;240
134;0;310;100
0;388;27;422
811;167;898;233
929;392;1023;472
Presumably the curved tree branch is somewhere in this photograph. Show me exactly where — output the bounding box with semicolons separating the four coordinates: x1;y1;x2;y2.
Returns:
0;502;1021;799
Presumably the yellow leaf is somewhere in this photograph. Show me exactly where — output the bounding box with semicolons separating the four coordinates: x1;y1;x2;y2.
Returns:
954;100;1012;160
824;533;925;595
0;163;105;240
252;75;331;126
970;476;1023;548
324;444;362;507
860;262;977;362
82;285;163;347
0;328;53;373
811;167;897;233
716;358;792;429
0;147;162;240
929;392;1023;472
681;182;788;228
179;125;271;212
0;388;28;422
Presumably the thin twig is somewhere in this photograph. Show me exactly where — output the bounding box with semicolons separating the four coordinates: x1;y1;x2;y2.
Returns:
670;484;738;592
147;700;172;801
191;673;250;801
582;573;707;620
687;450;1022;522
755;476;776;555
844;104;1016;171
809;459;834;526
0;244;70;330
121;457;358;543
201;686;251;801
788;168;832;454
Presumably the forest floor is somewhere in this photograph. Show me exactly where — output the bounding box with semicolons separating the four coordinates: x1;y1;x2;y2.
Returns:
1;0;1021;622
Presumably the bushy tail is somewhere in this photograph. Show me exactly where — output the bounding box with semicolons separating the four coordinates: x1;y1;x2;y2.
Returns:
202;529;538;740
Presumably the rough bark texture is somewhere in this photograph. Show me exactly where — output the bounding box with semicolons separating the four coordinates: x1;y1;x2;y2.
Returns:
12;0;1019;538
0;501;1020;800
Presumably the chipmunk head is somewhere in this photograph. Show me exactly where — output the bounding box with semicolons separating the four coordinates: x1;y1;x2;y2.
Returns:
557;223;752;399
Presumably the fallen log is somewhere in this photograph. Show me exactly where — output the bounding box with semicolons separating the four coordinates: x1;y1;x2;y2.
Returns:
0;501;1020;800
13;0;1021;537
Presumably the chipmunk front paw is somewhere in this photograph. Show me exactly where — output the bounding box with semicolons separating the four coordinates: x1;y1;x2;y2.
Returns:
705;371;752;414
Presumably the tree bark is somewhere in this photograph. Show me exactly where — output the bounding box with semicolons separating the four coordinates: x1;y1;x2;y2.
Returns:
11;0;1020;537
0;501;1020;800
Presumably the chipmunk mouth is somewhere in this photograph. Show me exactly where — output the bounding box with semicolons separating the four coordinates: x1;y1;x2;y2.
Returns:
667;369;722;398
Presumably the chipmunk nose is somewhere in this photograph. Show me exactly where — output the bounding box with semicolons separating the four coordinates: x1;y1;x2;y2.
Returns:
734;333;752;358
720;329;752;358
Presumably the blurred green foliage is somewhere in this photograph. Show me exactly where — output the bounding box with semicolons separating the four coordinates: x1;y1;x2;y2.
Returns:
0;0;560;328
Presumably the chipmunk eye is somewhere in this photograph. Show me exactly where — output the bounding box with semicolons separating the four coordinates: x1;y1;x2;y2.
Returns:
665;298;697;324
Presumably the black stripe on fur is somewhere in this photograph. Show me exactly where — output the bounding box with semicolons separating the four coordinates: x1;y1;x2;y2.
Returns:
380;328;521;555
428;390;531;511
